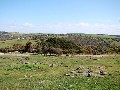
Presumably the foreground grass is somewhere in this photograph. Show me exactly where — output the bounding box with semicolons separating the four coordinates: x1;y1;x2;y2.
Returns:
0;55;120;90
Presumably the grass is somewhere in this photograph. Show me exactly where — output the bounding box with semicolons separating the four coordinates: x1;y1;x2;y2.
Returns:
0;55;120;90
0;39;36;48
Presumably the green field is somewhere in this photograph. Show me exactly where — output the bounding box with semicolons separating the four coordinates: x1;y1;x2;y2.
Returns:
0;55;120;90
0;39;36;48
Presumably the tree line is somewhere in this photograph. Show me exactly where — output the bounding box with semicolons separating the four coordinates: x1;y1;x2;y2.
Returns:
0;34;120;55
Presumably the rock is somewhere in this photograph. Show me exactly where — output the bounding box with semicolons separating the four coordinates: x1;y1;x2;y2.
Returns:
100;70;104;75
66;54;69;56
49;64;53;67
21;61;30;64
87;70;91;73
77;71;83;73
49;64;57;67
75;66;84;70
100;70;107;75
81;72;91;77
104;72;107;75
87;73;91;77
108;74;112;76
25;62;30;64
64;74;70;76
76;67;80;70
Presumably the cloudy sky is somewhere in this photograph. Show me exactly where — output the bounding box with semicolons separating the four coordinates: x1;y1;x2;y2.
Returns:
0;0;120;34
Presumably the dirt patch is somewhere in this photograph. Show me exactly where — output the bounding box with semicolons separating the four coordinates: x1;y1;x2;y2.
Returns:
62;54;120;57
0;53;30;57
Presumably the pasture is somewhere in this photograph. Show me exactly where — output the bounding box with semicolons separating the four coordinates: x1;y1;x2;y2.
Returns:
0;54;120;90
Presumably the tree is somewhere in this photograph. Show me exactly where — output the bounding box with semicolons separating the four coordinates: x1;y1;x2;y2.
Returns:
48;48;62;56
13;44;24;52
25;41;32;52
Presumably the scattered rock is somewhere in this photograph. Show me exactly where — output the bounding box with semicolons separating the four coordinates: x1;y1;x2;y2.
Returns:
64;74;70;76
100;70;104;75
49;64;54;67
87;73;91;77
49;64;57;67
75;66;84;70
24;62;30;64
99;70;107;75
108;74;112;76
76;67;80;70
77;71;83;73
66;54;69;56
20;61;30;64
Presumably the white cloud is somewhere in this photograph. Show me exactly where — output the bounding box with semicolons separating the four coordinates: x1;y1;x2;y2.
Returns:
80;23;90;26
0;22;120;35
22;22;34;27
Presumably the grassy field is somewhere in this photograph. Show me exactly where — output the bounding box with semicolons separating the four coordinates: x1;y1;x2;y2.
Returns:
0;54;120;90
0;39;36;48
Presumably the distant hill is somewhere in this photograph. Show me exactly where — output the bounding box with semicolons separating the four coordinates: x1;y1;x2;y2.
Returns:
0;31;8;34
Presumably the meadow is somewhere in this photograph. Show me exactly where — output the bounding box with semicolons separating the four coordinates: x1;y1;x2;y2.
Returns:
0;39;36;48
0;54;120;90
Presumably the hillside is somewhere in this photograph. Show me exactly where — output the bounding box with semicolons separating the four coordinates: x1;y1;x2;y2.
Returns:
0;32;120;55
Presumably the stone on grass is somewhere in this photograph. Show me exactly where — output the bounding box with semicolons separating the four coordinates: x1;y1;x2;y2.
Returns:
64;74;70;76
100;70;107;75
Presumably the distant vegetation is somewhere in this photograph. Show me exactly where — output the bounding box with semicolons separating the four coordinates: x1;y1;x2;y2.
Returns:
0;31;120;55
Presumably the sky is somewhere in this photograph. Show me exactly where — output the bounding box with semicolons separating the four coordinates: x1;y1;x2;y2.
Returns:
0;0;120;35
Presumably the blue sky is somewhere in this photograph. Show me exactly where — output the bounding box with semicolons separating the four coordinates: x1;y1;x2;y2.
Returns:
0;0;120;34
